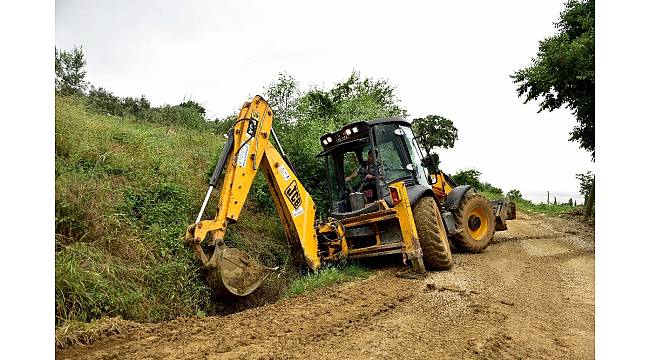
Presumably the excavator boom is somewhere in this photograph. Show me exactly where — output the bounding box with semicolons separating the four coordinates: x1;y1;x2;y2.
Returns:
184;96;320;296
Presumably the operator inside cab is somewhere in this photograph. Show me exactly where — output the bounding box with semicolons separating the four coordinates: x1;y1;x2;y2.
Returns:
345;149;380;202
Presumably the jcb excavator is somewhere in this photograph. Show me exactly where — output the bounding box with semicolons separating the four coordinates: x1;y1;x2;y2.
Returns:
184;95;515;297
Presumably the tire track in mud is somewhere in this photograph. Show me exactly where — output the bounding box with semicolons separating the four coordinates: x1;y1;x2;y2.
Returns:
57;213;594;360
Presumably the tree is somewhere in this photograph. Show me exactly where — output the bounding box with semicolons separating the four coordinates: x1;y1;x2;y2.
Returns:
507;189;523;200
451;169;482;190
512;0;595;159
412;115;458;151
179;100;206;117
265;72;301;124
296;70;407;127
55;46;88;95
576;171;595;218
575;171;594;197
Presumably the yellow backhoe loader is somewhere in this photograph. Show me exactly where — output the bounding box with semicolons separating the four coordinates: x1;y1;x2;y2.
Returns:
184;95;515;297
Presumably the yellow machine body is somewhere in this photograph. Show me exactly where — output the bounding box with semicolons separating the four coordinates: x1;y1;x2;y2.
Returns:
430;172;455;202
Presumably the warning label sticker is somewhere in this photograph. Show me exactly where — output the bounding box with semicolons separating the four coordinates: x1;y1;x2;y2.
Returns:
278;165;291;181
292;207;304;217
237;143;249;167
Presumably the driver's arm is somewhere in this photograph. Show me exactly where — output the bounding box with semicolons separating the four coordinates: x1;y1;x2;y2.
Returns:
345;169;358;182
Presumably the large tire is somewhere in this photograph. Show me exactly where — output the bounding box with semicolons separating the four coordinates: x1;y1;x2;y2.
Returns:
412;196;454;270
450;192;496;253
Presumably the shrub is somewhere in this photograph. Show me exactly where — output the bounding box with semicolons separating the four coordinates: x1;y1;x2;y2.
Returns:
481;182;503;196
451;169;483;190
506;189;523;200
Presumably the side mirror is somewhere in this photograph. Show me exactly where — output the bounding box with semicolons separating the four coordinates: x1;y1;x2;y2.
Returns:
405;164;415;171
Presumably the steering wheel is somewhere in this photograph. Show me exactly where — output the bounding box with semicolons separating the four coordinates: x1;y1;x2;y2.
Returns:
357;175;378;193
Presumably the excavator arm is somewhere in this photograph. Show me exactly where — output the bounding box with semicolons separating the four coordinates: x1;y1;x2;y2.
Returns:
184;96;322;296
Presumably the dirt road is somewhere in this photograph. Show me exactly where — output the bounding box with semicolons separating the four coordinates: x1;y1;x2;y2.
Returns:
57;212;594;359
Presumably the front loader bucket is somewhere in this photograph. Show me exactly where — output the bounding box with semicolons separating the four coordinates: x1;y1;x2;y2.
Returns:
201;246;278;297
490;200;517;231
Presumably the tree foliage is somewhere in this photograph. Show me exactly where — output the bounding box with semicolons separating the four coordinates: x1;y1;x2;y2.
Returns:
179;100;206;117
258;71;407;213
294;70;406;128
412;115;458;150
86;86;207;129
87;86;151;119
451;169;482;190
512;0;595;159
265;72;301;124
506;189;523;200
575;171;594;197
55;46;88;95
481;182;503;196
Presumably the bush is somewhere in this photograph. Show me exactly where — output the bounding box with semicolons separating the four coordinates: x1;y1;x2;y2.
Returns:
481;182;503;195
144;104;207;129
86;86;207;129
506;189;523;200
451;169;483;190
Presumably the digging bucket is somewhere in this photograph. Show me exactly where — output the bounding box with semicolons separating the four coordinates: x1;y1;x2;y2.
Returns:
190;239;278;297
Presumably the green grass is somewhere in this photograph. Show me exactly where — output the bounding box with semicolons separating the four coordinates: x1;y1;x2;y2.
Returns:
479;189;582;217
55;96;293;324
285;263;370;297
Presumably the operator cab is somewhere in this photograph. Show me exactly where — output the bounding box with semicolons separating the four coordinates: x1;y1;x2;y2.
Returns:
317;118;430;217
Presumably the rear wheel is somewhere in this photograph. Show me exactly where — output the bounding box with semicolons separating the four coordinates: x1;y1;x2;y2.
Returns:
412;197;453;270
450;192;496;252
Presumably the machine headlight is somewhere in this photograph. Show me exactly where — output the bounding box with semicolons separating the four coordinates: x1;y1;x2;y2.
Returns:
327;137;333;144
352;126;358;133
345;129;352;135
322;139;328;145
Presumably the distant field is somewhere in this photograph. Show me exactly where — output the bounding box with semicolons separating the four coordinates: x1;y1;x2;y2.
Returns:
522;191;584;205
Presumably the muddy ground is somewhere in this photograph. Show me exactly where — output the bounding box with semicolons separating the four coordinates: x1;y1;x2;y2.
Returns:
57;212;594;359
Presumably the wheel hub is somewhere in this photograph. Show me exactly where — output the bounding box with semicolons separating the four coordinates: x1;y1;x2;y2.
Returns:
468;215;482;231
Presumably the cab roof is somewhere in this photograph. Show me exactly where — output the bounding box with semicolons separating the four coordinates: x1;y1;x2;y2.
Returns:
317;117;412;157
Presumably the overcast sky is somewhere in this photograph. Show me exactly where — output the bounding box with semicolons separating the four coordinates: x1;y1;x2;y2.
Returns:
55;0;595;198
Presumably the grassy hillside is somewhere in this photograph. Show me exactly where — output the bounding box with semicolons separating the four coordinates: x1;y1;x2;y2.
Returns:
55;96;294;325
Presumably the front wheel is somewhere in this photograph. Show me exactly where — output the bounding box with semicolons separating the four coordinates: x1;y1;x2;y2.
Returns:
412;197;454;270
450;192;496;253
